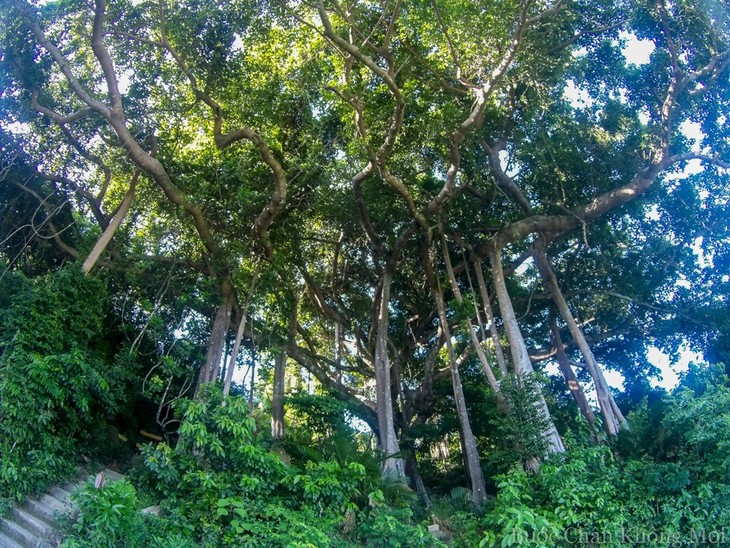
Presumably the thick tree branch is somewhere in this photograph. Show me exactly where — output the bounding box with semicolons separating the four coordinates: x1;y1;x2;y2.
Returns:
30;89;92;124
81;171;138;274
288;337;379;435
91;0;123;115
481;139;532;214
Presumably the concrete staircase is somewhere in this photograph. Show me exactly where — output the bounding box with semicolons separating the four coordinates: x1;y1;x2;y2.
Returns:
0;469;124;548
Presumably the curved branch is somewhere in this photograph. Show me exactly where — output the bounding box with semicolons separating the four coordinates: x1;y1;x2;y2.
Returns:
15;0;220;258
91;0;123;115
30;89;92;124
481;139;532;214
492;163;663;248
153;1;286;256
11;180;80;259
288;339;379;435
13;1;109;114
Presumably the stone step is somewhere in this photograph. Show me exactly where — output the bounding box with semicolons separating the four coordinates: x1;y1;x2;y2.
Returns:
0;528;25;548
8;508;52;539
21;499;56;526
60;482;82;495
101;469;125;483
0;468;126;548
36;494;71;517
0;518;38;548
47;487;72;505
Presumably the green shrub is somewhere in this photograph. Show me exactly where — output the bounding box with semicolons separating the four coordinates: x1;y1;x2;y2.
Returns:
129;387;437;546
0;267;121;501
474;369;730;547
62;479;146;548
61;477;197;548
354;505;441;547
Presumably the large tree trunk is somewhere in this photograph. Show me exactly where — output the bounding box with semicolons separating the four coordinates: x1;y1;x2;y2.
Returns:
533;246;626;435
549;313;597;430
488;245;565;454
196;278;234;394
473;260;510;378
271;350;286;442
375;270;405;476
425;245;487;504
405;450;431;508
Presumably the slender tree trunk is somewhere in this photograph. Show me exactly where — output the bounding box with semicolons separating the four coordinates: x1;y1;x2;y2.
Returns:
271;350;286;442
438;297;488;504
474;260;509;378
249;342;257;408
533;247;626;435
82;173;137;274
440;233;504;402
488;245;565;454
375;270;406;476
425;245;487;504
222;308;247;396
405;450;431;508
549;313;597;429
223;263;261;397
209;281;234;384
334;320;342;385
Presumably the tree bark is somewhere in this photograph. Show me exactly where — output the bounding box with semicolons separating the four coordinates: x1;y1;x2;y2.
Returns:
405;450;431;508
549;313;597;430
424;244;487;504
488;244;565;454
375;270;405;476
196;278;234;394
533;244;626;435
81;171;137;274
271;350;286;442
249;342;257;408
473;260;510;378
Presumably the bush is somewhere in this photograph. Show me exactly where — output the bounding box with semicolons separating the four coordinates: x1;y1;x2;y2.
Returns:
63;479;146;548
474;368;730;547
61;477;197;548
0;267;121;501
129;387;438;546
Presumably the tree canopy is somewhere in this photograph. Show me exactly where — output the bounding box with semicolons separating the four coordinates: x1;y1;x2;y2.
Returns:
0;0;729;544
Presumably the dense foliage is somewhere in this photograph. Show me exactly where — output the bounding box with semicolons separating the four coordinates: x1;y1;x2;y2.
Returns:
0;267;126;503
57;368;730;546
0;0;729;545
64;388;435;547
